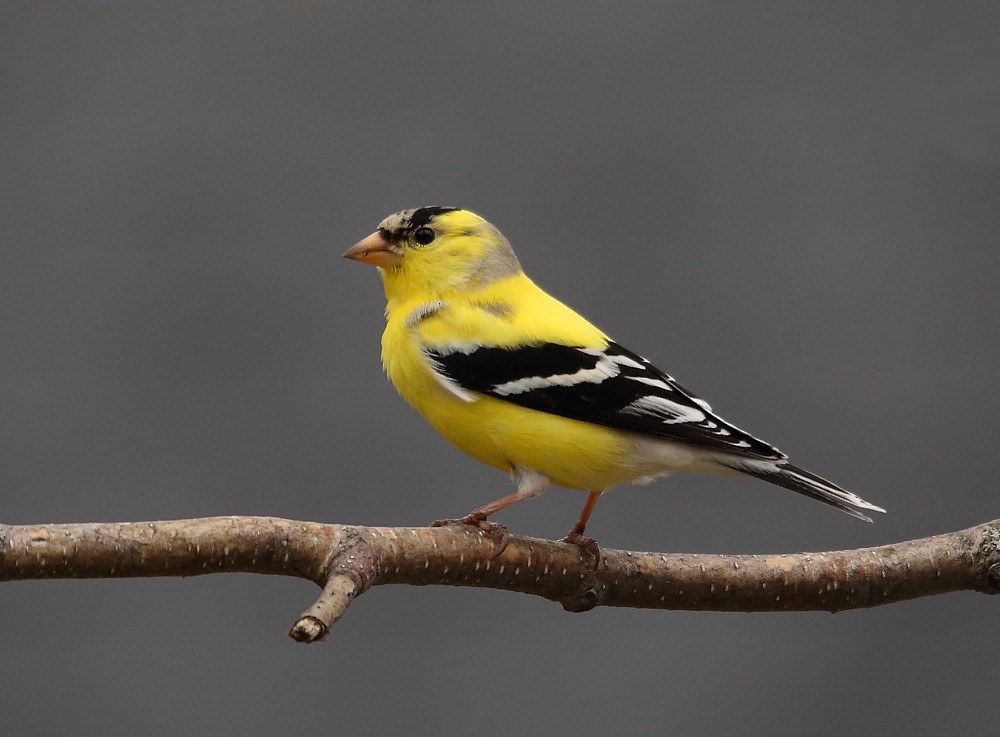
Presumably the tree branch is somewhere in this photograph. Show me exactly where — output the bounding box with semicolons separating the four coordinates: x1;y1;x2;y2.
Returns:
2;516;997;643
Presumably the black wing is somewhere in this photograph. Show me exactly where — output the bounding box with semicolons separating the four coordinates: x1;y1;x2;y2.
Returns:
425;341;786;460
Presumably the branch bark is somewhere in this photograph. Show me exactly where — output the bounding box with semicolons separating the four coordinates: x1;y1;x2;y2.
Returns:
2;516;998;643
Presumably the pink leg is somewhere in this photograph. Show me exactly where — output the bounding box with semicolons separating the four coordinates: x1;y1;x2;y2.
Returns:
431;470;550;554
561;491;602;561
566;490;600;538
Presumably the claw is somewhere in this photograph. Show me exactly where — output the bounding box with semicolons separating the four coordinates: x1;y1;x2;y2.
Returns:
561;531;601;568
473;520;510;555
430;515;509;556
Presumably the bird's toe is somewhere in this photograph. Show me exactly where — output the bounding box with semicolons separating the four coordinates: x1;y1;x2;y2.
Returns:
430;515;509;556
561;531;601;567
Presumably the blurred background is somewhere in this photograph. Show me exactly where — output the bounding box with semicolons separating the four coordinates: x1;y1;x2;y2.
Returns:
2;2;997;735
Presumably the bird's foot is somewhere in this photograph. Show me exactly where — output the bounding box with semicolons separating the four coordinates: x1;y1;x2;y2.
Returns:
561;531;601;568
431;514;509;555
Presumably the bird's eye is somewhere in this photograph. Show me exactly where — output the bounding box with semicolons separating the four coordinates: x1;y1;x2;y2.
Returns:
413;227;436;246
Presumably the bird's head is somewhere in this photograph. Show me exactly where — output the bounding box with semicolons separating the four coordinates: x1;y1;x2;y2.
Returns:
344;207;522;300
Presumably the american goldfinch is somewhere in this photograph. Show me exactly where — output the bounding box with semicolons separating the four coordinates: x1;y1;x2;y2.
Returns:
344;206;884;546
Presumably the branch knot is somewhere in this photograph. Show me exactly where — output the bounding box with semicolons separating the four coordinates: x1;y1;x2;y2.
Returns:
559;546;602;613
975;523;1000;595
289;527;379;643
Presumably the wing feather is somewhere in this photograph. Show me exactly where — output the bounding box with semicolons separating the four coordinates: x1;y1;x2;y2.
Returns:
424;340;786;460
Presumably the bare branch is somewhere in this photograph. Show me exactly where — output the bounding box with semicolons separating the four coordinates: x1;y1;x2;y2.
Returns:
2;516;997;643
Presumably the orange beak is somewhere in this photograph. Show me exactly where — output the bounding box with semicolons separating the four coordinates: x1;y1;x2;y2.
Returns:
343;231;401;268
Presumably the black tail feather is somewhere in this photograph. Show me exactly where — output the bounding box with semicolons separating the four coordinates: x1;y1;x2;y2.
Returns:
736;462;886;523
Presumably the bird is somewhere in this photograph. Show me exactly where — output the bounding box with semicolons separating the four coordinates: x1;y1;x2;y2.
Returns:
344;206;885;549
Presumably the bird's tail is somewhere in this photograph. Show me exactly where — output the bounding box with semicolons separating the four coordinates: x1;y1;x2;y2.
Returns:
730;461;886;523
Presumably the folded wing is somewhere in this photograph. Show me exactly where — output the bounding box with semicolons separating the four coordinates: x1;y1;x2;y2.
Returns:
425;340;786;461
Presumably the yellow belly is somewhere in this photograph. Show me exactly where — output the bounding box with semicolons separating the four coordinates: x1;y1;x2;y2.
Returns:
382;329;637;491
423;391;638;491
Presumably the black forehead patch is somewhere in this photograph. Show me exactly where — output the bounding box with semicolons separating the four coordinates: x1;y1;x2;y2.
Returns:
408;206;459;229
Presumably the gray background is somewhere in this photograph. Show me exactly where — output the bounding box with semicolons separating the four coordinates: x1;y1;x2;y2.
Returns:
2;2;998;735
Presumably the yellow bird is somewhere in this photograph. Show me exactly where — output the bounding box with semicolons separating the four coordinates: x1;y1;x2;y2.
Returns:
344;207;884;548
